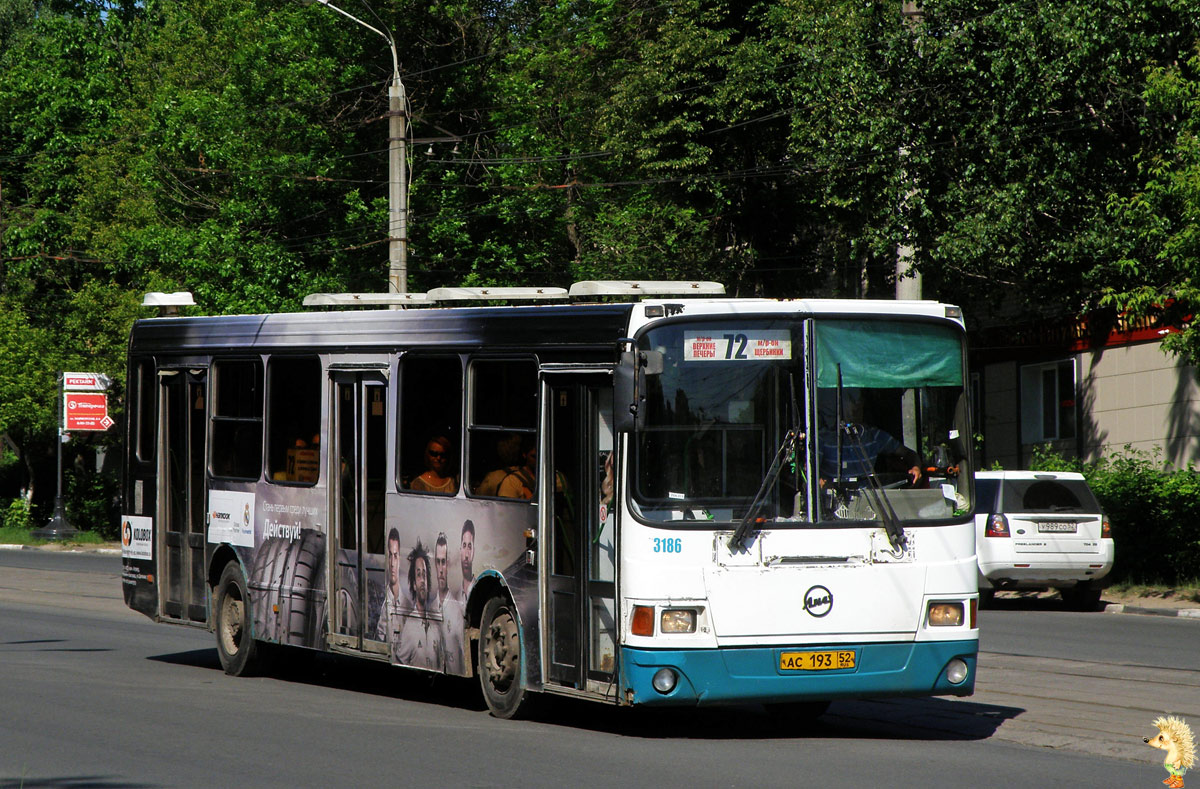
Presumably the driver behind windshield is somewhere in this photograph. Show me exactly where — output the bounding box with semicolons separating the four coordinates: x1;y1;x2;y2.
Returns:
816;388;923;487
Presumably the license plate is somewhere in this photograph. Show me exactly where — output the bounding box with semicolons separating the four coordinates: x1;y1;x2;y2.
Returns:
779;650;856;671
1038;522;1077;533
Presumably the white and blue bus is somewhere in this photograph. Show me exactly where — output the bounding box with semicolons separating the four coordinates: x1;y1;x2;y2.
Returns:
121;282;978;718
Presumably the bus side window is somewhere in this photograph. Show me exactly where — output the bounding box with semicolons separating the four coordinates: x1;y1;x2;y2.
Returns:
211;359;263;480
134;358;155;463
266;357;321;484
399;356;463;495
468;359;537;499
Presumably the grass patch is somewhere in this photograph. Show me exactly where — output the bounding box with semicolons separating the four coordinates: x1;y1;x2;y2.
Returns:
0;525;35;544
0;525;110;547
1106;580;1200;604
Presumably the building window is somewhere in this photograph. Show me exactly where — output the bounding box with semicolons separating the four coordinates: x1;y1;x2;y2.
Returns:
1020;360;1075;443
267;357;321;484
211;359;263;479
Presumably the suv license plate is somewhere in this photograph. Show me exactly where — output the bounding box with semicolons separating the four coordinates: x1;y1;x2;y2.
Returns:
780;650;856;671
1038;523;1077;533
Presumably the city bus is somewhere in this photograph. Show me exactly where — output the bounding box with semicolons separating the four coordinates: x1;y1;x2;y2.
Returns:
120;282;978;718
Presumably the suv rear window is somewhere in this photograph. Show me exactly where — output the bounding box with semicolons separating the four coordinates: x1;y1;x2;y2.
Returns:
975;478;1000;511
999;479;1101;514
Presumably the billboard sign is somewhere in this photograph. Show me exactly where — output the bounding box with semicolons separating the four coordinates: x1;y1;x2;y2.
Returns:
65;392;111;431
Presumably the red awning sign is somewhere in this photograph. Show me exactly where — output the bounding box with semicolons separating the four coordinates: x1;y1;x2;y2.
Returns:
65;392;110;431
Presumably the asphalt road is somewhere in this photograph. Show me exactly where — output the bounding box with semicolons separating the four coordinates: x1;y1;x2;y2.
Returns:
0;550;1195;788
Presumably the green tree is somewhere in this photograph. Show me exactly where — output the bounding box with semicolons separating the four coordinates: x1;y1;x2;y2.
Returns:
1103;40;1200;365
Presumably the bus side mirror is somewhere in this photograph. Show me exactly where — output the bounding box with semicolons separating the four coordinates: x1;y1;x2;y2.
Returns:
615;350;663;433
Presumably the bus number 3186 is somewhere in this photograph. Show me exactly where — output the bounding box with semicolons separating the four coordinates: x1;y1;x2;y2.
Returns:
653;537;683;553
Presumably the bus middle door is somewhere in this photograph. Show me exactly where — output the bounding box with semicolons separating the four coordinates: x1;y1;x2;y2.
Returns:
545;376;617;694
329;369;388;654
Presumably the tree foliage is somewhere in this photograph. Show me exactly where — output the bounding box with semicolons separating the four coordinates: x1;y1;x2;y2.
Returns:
1;0;1198;521
1103;40;1200;365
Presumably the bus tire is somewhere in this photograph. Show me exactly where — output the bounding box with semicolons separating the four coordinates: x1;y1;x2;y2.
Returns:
215;561;262;676
478;595;528;719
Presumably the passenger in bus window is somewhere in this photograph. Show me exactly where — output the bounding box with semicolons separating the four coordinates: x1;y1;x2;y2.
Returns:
410;436;459;494
397;540;444;670
375;528;404;650
498;436;537;499
475;433;522;496
434;532;465;674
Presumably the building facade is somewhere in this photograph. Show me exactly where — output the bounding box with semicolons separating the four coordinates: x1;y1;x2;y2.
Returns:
972;313;1199;470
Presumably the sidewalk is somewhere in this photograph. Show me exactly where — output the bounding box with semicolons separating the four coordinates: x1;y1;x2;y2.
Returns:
991;589;1200;619
0;540;121;555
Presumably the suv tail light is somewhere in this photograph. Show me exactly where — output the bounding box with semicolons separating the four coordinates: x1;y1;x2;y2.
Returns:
1101;515;1111;538
984;513;1010;538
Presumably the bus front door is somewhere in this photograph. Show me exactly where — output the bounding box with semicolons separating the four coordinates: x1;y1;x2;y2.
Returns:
329;371;388;654
546;378;618;693
159;369;208;624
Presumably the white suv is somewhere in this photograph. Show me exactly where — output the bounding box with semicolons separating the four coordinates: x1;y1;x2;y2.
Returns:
975;470;1114;610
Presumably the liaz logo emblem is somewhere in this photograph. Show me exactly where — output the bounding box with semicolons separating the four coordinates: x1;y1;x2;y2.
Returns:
803;585;833;617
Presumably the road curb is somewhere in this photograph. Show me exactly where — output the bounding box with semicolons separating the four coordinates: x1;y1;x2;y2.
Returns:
1104;603;1200;618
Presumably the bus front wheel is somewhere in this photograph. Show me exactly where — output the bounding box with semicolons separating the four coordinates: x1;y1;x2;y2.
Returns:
215;561;262;676
478;596;527;718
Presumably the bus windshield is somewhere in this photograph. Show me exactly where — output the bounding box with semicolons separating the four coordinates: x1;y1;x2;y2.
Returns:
631;317;971;526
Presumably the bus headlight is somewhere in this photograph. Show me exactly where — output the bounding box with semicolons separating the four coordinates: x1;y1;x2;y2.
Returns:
945;659;969;685
927;602;964;627
660;608;697;634
652;668;678;694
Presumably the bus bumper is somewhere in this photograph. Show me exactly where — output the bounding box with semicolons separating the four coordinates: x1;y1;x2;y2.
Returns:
619;640;977;706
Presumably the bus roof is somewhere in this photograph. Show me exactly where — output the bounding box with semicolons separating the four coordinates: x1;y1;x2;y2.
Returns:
129;297;964;356
129;303;636;355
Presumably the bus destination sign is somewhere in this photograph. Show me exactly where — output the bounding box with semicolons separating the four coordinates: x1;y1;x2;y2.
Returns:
683;330;792;362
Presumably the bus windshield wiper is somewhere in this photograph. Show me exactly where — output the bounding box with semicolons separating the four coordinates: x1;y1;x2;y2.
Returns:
841;424;908;554
729;429;798;550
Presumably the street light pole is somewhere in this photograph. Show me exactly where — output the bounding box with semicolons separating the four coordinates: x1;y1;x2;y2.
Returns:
305;0;408;295
389;78;407;296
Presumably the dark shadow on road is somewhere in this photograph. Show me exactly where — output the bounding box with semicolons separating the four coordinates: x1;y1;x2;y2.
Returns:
0;639;110;653
522;694;1023;742
147;646;486;711
147;646;1021;741
0;778;155;788
146;648;221;670
982;592;1099;613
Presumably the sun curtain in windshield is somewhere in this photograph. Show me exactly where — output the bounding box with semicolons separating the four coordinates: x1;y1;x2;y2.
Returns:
631;317;971;526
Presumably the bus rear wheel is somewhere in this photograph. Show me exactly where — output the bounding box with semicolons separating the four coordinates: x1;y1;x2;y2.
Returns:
215;561;262;676
478;596;527;718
